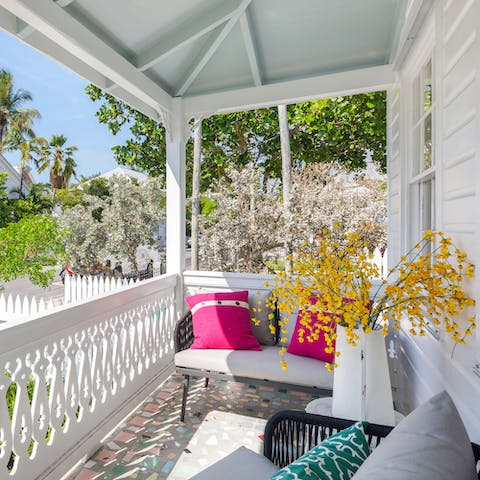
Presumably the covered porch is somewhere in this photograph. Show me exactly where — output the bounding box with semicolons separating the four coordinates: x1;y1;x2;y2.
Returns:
0;0;479;479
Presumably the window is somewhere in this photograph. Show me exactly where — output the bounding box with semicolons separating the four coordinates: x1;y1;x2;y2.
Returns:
409;57;435;248
408;56;439;339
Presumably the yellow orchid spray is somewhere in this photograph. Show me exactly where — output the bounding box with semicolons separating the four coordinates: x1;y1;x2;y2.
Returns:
266;229;475;371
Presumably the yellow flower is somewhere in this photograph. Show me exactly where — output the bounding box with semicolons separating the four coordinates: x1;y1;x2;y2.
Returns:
268;228;475;371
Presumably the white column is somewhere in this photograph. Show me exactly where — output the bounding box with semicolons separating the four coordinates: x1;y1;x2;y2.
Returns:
166;98;187;276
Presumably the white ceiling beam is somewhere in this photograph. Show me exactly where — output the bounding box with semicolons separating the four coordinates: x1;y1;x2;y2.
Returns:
175;0;253;97
15;17;33;38
15;0;75;38
0;0;172;114
185;64;397;118
135;0;239;72
239;11;261;86
55;0;76;7
0;11;161;119
390;0;434;67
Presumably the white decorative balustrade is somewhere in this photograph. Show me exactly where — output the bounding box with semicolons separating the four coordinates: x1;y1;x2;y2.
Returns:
0;274;179;480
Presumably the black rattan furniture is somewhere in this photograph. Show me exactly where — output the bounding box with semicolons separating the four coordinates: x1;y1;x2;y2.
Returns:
262;410;480;477
174;311;333;421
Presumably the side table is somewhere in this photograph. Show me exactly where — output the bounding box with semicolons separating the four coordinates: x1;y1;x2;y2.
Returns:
305;397;405;425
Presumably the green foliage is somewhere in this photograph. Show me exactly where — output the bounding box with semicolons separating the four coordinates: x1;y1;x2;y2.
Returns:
0;214;66;286
85;85;168;178
0;172;11;227
0;175;55;227
200;197;217;217
0;69;40;151
84;176;111;199
290;93;387;171
37;134;78;189
55;187;84;209
86;84;386;194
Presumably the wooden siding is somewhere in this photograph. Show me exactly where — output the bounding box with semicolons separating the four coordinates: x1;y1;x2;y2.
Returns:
389;0;480;442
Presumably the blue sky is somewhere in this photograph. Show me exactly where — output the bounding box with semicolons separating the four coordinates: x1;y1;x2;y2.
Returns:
0;28;131;183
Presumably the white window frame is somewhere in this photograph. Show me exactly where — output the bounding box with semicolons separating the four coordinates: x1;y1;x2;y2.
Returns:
408;55;436;250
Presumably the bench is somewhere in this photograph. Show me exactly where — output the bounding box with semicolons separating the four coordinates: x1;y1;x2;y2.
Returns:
190;393;480;479
174;308;334;421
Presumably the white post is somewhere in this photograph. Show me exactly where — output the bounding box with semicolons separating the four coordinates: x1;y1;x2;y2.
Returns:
278;104;293;274
165;98;187;317
191;117;202;270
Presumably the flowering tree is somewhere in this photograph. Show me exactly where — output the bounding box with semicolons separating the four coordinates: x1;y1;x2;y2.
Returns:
290;163;387;252
58;175;165;273
200;163;387;273
58;195;107;268
200;164;283;272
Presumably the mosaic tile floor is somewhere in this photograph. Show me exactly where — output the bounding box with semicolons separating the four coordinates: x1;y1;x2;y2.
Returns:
64;374;318;480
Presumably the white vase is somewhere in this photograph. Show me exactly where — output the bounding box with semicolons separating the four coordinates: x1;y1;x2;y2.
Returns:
331;326;395;426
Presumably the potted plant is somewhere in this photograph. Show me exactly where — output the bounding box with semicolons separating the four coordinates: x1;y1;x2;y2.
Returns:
266;229;475;425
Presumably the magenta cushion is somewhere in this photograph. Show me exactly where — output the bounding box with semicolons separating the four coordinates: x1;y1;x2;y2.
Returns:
287;309;336;363
186;290;262;350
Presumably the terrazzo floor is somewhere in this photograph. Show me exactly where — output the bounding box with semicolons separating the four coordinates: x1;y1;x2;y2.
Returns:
64;374;318;480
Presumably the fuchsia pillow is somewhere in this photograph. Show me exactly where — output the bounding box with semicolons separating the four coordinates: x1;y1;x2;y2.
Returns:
287;310;337;363
186;290;262;350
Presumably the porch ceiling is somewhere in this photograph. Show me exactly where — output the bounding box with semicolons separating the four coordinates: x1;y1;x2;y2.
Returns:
0;0;419;120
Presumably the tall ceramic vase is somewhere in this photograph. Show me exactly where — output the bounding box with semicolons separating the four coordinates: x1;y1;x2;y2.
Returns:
331;326;395;426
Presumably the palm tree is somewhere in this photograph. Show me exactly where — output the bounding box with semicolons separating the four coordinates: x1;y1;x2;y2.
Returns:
0;69;40;151
38;134;78;189
4;133;48;197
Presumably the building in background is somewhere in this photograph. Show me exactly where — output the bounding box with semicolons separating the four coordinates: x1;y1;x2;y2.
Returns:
0;153;32;198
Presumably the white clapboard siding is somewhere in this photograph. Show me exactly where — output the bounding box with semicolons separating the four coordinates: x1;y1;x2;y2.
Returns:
387;87;402;267
394;0;480;443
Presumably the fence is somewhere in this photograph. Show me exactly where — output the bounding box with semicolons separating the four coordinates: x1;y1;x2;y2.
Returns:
0;294;62;322
64;274;139;303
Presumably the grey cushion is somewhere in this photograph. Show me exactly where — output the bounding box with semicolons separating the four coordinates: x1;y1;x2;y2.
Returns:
352;391;477;480
175;345;333;390
190;446;279;479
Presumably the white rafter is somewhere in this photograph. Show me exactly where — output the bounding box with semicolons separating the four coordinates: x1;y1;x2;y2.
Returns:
389;0;434;66
184;65;396;118
55;0;76;7
239;11;261;86
175;0;253;97
135;1;240;72
16;0;75;38
0;0;172;114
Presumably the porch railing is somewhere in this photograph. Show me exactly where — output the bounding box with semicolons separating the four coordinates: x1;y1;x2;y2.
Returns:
0;273;179;480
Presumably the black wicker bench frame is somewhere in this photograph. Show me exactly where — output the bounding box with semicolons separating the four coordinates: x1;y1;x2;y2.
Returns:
174;311;332;421
263;410;480;477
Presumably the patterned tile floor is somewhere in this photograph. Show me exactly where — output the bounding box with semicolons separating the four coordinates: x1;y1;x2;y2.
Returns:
64;374;318;480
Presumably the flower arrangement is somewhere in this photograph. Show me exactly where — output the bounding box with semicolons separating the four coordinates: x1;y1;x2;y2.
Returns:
266;229;475;371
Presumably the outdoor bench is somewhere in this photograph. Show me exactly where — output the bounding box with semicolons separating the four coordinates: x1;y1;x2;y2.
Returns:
190;395;480;479
174;310;334;421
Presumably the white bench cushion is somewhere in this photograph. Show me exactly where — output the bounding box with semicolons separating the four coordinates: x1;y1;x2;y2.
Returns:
190;446;279;479
175;345;333;390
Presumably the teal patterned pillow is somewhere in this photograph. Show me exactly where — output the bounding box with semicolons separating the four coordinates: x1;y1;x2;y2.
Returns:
270;422;371;480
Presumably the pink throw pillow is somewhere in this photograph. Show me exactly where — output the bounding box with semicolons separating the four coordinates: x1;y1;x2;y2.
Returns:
287;309;337;363
186;290;262;350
